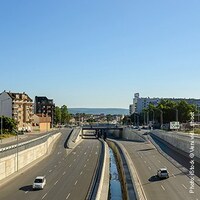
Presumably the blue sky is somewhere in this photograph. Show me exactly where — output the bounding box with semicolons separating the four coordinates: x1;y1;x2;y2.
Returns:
0;0;199;108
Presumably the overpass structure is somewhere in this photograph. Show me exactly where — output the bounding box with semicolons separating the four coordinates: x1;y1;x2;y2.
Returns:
81;126;123;139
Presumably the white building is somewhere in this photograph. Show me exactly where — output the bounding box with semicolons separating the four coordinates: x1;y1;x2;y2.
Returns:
129;93;200;115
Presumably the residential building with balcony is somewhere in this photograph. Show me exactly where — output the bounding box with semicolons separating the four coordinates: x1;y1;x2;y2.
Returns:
0;90;33;131
34;96;55;127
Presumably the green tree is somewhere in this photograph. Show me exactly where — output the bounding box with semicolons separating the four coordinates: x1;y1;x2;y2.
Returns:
61;105;71;124
54;106;61;124
0;116;17;133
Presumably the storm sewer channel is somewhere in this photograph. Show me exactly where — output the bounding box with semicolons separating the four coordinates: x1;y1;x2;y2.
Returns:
109;147;123;200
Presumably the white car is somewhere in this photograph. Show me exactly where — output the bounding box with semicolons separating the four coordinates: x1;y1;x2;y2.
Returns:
33;176;46;190
157;168;169;179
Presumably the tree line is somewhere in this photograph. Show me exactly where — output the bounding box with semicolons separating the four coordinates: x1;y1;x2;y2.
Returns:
125;100;197;125
54;105;71;125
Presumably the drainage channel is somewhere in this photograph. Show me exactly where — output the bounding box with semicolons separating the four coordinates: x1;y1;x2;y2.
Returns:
109;147;123;200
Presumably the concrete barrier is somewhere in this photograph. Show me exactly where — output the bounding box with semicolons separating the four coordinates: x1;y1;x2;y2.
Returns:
0;132;61;181
151;130;200;160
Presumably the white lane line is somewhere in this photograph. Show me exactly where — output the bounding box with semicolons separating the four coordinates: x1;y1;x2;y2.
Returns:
95;152;98;155
148;166;151;170
59;161;61;164
84;152;87;155
42;193;48;199
84;164;87;168
25;191;29;194
144;161;147;164
74;159;76;162
172;174;176;178
66;193;71;199
158;160;161;163
80;171;83;175
54;165;57;168
49;170;52;173
69;164;72;168
63;171;66;175
182;184;187;189
161;185;165;191
87;159;89;162
54;180;59;185
74;180;78;185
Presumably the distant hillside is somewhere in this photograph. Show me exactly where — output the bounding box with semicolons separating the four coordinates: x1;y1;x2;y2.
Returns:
68;108;129;115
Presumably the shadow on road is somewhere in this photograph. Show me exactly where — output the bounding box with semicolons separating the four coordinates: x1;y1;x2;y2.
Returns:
148;175;162;182
19;185;33;192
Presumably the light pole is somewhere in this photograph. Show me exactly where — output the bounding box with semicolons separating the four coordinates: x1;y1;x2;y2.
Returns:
175;108;178;122
159;109;163;129
16;110;19;172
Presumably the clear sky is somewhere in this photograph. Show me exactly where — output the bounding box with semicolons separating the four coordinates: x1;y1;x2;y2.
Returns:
0;0;199;108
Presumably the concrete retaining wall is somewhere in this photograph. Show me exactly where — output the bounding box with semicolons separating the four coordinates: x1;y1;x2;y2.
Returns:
0;132;61;181
111;128;145;142
151;130;200;160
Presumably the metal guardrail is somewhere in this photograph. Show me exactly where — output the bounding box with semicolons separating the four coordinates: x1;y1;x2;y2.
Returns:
0;131;59;158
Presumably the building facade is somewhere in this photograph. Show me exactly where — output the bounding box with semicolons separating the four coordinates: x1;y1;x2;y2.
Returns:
129;93;200;115
34;96;55;127
0;91;33;131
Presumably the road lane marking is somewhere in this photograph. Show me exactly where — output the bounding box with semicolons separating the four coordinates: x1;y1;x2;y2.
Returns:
49;170;52;173
54;180;59;185
54;165;57;168
25;191;29;194
75;180;78;185
59;161;61;164
144;161;147;164
161;185;165;191
63;171;66;175
148;166;151;170
66;193;71;199
172;174;176;178
69;164;72;167
80;171;83;175
95;152;98;155
84;152;87;155
42;193;48;199
158;160;161;163
87;159;89;162
84;164;87;168
182;184;187;189
74;159;76;162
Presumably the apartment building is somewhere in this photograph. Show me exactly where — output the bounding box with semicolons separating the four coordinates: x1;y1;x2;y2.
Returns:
0;91;33;130
129;93;200;114
34;96;55;127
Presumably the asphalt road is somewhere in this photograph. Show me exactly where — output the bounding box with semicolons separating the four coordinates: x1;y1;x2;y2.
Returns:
118;139;200;200
0;129;101;200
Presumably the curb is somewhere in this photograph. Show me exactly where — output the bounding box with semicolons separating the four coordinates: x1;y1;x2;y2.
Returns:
95;140;109;200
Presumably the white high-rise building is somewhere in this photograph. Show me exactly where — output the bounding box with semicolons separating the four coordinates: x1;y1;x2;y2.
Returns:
129;93;200;115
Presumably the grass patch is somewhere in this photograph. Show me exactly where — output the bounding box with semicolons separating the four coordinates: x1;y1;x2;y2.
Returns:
0;133;16;139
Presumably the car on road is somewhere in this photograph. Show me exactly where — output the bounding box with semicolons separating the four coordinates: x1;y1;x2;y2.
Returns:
33;176;46;190
157;168;169;179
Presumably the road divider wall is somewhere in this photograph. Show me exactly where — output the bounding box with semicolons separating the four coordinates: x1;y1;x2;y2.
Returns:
0;132;61;181
151;130;200;161
66;127;82;149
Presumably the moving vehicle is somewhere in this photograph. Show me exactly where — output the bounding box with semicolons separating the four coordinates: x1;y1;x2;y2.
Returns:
157;168;169;179
33;176;46;190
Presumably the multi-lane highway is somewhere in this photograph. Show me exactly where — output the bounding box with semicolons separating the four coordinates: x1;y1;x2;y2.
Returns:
118;137;200;200
0;129;102;200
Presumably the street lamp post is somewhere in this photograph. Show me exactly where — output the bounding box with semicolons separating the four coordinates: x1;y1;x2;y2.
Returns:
16;111;19;172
